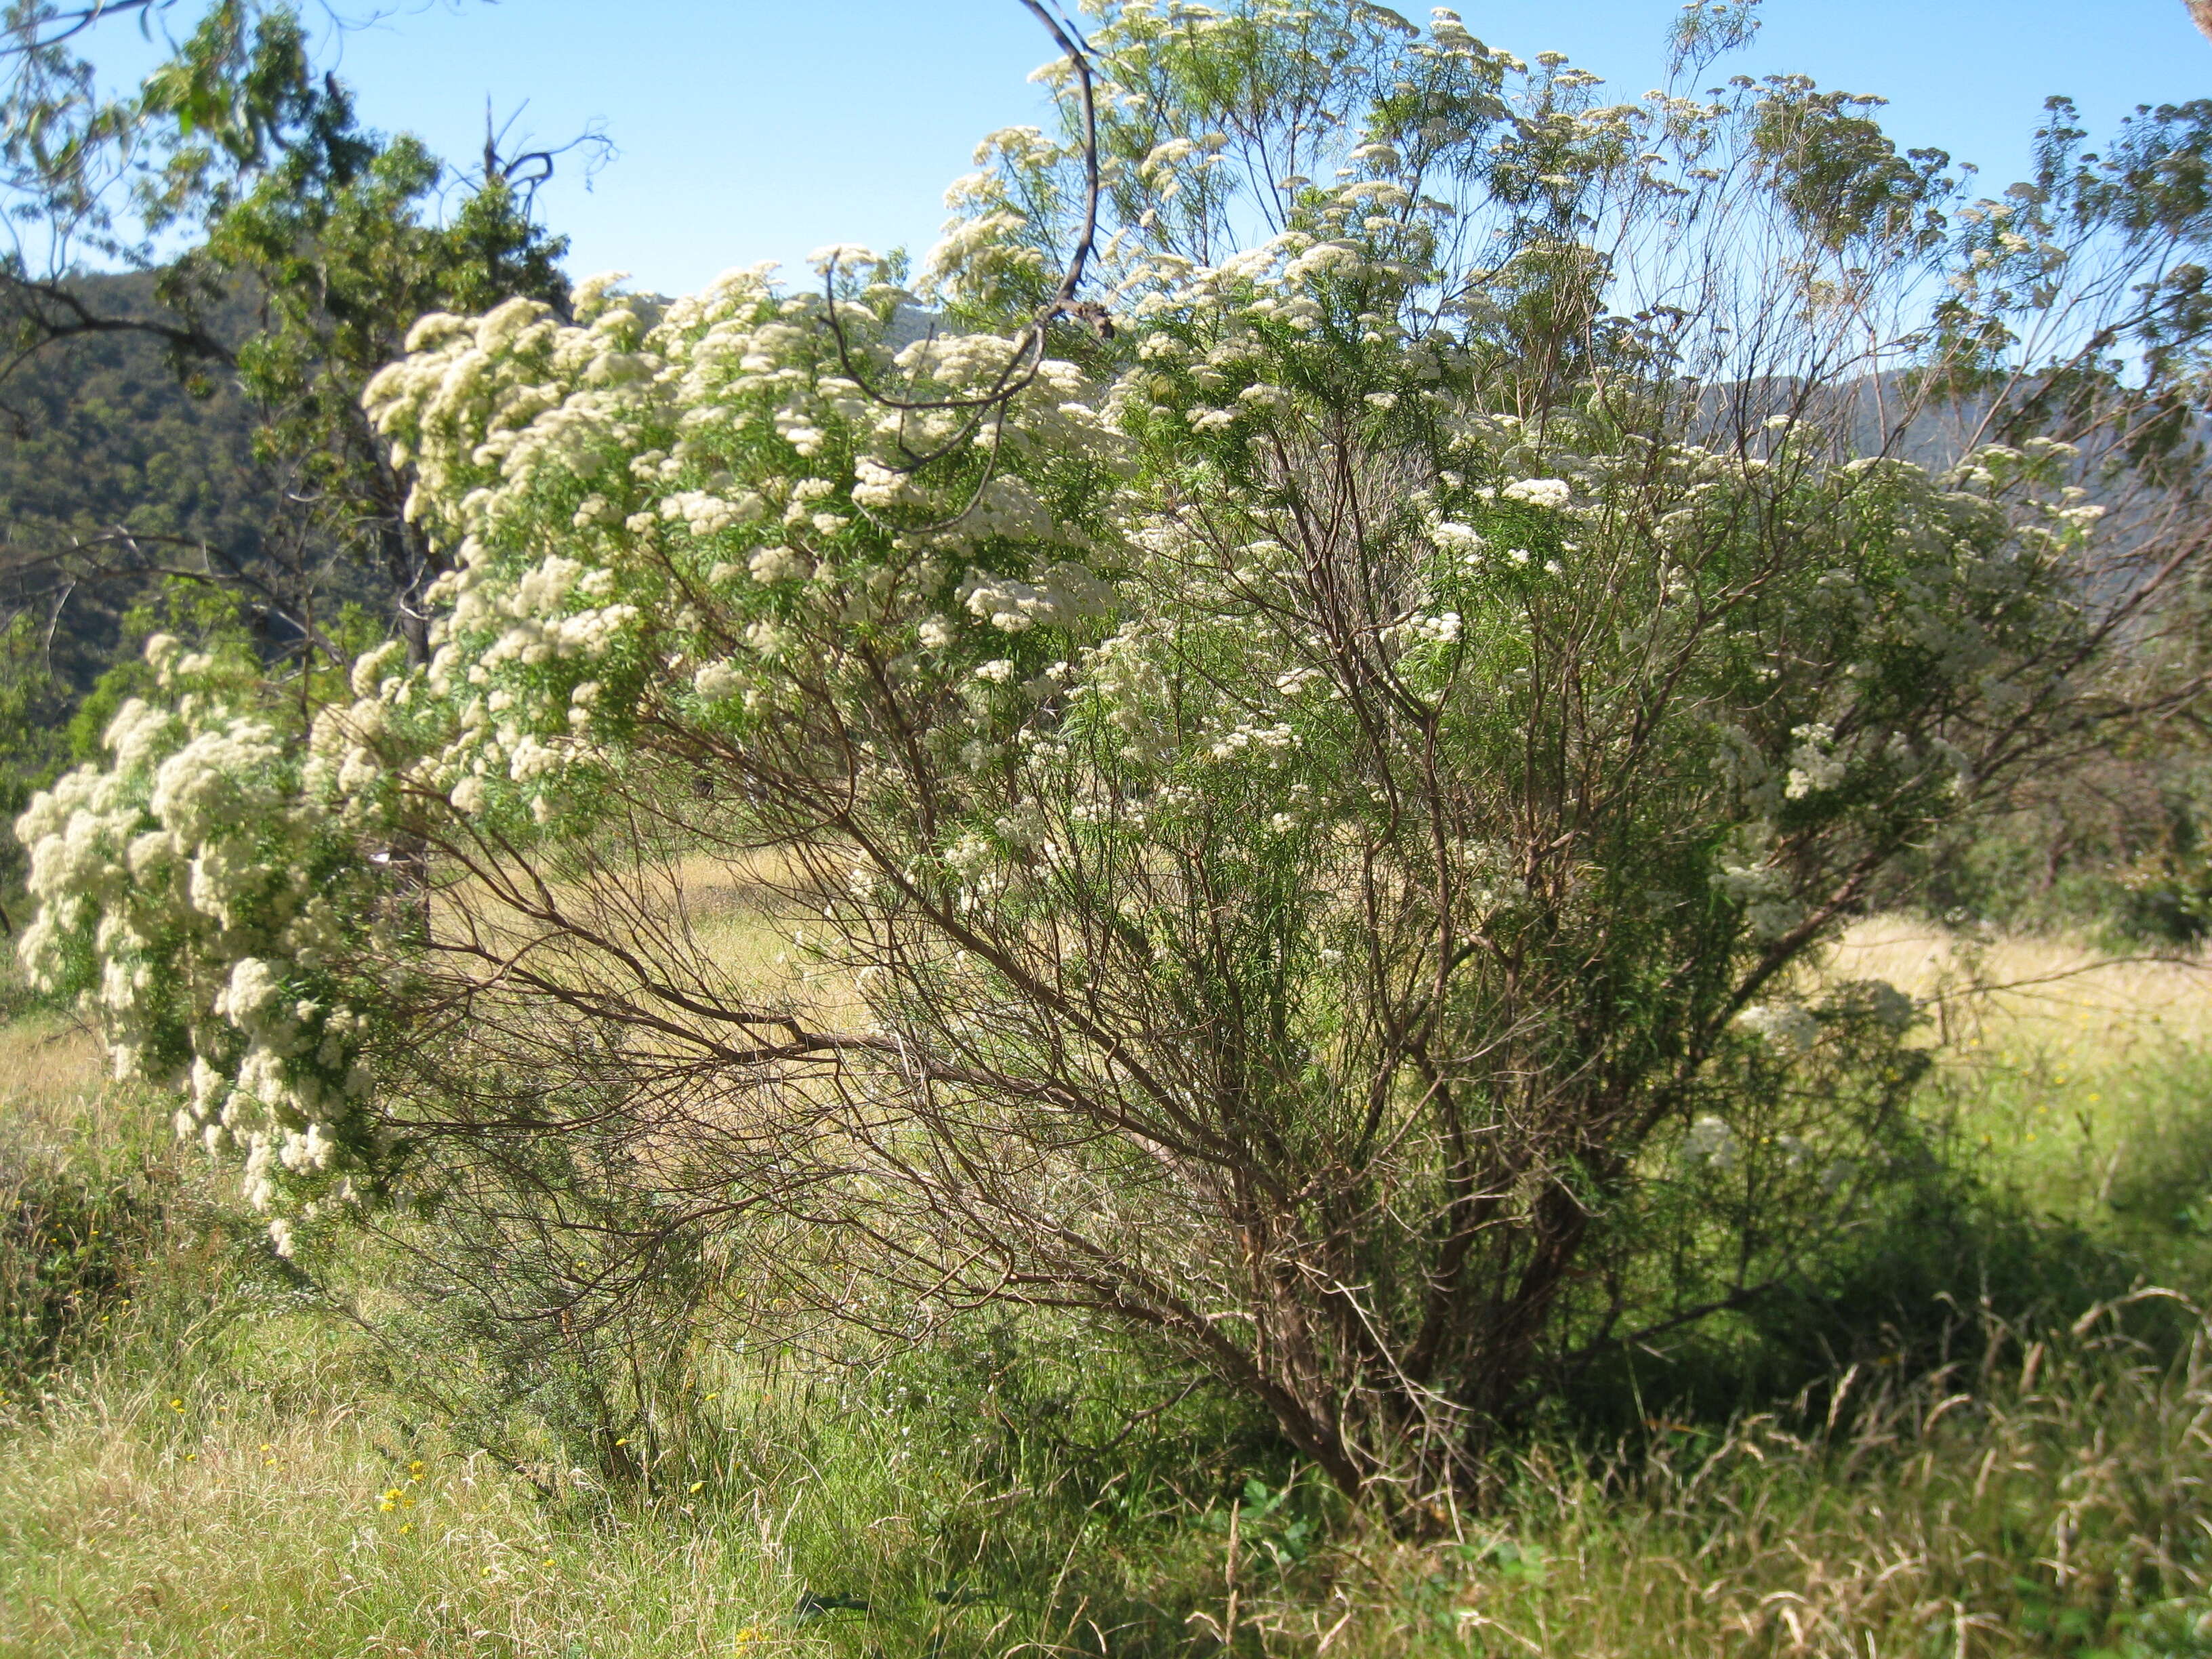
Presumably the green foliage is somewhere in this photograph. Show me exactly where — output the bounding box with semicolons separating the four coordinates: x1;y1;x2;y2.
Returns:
0;272;283;689
1748;80;1954;254
155;10;570;641
20;0;2210;1510
0;1042;175;1393
3;0;2212;1643
0;613;71;918
1887;735;2212;949
0;1138;146;1389
1;0;575;711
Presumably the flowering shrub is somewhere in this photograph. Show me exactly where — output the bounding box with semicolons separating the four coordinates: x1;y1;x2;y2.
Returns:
15;1;2202;1502
14;638;392;1250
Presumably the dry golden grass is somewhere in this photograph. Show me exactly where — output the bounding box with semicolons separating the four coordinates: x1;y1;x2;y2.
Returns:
0;1010;102;1120
419;842;827;1022
0;1345;804;1658
1824;918;2212;1214
1827;914;2212;1058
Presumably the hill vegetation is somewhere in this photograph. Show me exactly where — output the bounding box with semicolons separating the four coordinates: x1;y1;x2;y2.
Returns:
0;273;283;693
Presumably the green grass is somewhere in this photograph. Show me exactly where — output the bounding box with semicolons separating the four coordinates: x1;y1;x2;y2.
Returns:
4;940;2212;1657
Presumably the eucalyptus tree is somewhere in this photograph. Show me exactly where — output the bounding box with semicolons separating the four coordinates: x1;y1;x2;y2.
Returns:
17;0;2211;1508
0;0;577;666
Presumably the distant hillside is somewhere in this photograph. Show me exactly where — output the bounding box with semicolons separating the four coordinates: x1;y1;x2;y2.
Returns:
0;272;291;692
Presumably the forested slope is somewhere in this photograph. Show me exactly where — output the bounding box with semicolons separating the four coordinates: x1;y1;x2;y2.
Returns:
0;272;287;693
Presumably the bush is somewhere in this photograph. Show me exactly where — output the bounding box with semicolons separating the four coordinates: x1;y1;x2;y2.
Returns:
16;0;2212;1507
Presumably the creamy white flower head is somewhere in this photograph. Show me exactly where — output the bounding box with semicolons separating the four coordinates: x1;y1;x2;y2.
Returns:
569;272;634;321
693;660;742;701
807;243;880;275
748;545;811;585
1746;899;1805;942
1140;137;1202;178
105;697;176;773
942;832;996;878
216;956;288;1027
960;563;1112;633
350;640;407;701
1784;722;1846;799
1500;478;1572;510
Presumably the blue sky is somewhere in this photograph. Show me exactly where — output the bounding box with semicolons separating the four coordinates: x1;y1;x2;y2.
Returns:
98;0;2212;294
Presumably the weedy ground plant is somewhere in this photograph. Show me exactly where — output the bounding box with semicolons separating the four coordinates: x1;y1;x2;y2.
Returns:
14;0;2212;1513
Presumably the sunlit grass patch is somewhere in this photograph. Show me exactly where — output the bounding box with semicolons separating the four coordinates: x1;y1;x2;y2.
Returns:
1826;915;2212;1271
0;1009;102;1120
0;1345;799;1658
1830;913;2212;1052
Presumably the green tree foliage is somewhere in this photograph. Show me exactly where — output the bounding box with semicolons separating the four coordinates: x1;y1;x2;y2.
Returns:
0;0;577;927
0;0;575;674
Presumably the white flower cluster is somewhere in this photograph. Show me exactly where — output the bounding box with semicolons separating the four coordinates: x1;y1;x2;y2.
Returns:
358;263;1132;826
12;71;2107;1273
961;563;1115;633
1784;722;1846;800
1498;477;1573;511
14;638;383;1248
1713;853;1805;943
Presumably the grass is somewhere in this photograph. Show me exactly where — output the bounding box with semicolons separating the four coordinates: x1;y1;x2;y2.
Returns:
1;1361;794;1654
3;918;2211;1656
